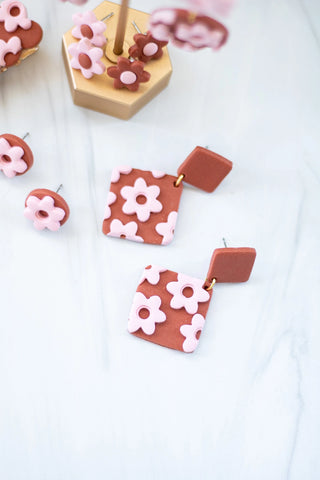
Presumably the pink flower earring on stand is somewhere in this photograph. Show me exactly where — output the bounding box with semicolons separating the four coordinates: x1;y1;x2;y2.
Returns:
67;10;114;79
102;146;232;245
128;242;256;353
24;185;70;232
0;132;33;178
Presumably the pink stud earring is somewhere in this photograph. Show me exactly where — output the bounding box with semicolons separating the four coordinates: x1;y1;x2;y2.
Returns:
128;21;168;63
24;185;70;232
128;242;256;353
68;38;106;79
0;132;33;178
67;11;115;80
71;10;108;47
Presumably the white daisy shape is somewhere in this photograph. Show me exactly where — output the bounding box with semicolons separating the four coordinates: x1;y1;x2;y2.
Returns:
121;177;162;222
139;265;167;286
155;211;178;245
111;166;132;183
166;273;210;314
128;292;166;335
107;218;143;243
103;192;117;219
180;314;205;353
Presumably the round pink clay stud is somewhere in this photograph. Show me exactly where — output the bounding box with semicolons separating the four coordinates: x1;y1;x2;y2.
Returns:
0;133;33;178
24;188;70;232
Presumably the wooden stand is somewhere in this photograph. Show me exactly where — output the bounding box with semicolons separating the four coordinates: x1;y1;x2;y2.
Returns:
62;1;173;120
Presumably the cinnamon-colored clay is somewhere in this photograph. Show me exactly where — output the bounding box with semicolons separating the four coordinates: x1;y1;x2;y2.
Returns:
103;168;183;245
0;19;43;69
25;189;70;226
130;267;213;352
205;248;256;284
177;146;232;192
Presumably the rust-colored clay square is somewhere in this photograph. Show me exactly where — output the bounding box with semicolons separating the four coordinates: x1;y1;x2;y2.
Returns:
102;167;183;245
128;266;213;353
177;146;232;193
207;248;257;283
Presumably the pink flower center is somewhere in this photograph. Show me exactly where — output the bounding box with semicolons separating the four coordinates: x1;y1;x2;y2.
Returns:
136;194;147;205
182;286;194;298
1;154;11;163
120;71;137;85
36;210;49;219
80;24;94;40
139;307;150;320
79;53;92;69
10;6;20;16
143;42;159;57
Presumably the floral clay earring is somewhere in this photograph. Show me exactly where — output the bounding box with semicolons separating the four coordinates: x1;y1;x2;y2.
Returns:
0;0;43;73
102;146;232;245
128;21;168;63
0;132;33;178
128;245;256;353
24;184;70;232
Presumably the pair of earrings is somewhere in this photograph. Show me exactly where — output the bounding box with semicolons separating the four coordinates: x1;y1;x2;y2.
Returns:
0;133;70;231
0;0;43;73
102;146;256;353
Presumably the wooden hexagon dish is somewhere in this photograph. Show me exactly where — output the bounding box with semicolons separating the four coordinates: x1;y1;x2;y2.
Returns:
62;1;173;120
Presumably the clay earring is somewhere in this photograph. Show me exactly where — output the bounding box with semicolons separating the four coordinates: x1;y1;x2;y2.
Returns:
0;132;33;178
128;244;256;353
67;10;115;79
149;8;228;52
128;21;168;63
24;185;70;231
0;0;43;73
102;146;232;245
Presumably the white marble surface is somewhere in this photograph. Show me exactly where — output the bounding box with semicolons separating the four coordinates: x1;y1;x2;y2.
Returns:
1;0;320;478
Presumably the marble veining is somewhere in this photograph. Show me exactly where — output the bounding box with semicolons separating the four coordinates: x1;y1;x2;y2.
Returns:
0;0;319;479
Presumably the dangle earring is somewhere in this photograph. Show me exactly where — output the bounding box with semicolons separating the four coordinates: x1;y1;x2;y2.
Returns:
102;146;232;245
128;244;256;353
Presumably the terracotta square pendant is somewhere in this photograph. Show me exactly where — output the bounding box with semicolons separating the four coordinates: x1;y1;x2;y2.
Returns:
128;265;213;353
102;167;183;245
